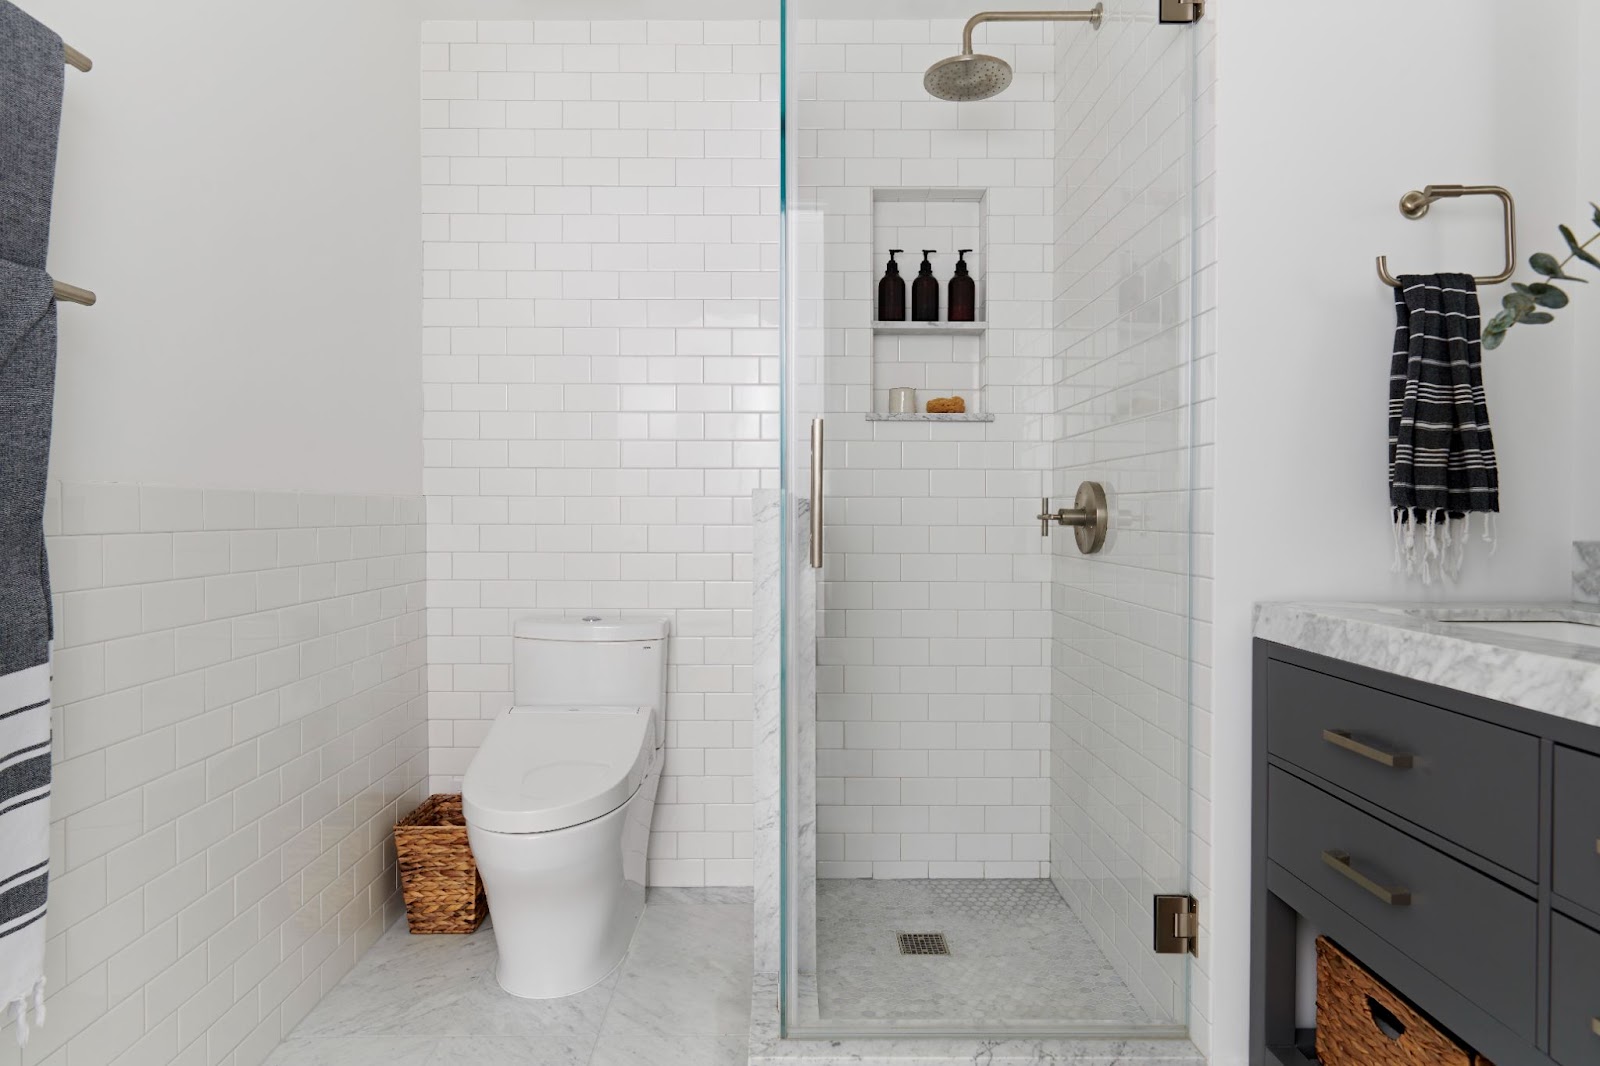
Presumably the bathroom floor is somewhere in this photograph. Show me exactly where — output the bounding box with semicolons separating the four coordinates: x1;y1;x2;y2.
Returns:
265;888;752;1066
801;879;1153;1025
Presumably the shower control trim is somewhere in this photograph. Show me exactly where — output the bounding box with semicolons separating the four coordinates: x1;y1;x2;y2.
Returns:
1159;0;1204;23
1036;482;1108;554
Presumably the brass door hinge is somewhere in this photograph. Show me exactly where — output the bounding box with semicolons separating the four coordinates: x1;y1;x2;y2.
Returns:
1153;894;1199;956
1160;0;1204;23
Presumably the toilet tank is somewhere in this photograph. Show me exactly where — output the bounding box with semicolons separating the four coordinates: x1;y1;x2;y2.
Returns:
513;616;670;746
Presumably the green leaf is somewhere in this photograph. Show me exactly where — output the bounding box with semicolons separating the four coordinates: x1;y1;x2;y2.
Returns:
1532;251;1588;281
1561;225;1600;271
1529;282;1569;308
1591;201;1600;229
1503;291;1536;314
1483;329;1505;350
1487;309;1517;331
1523;312;1556;324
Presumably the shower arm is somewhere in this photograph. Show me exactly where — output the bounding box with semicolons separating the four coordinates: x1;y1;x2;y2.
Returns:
961;6;1103;54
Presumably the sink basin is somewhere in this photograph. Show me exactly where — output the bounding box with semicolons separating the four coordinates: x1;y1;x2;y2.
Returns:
1446;620;1600;649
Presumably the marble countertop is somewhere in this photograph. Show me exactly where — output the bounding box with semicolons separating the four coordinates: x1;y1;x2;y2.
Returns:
1254;601;1600;728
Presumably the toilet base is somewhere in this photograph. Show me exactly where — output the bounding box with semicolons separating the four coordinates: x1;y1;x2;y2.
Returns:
467;759;660;999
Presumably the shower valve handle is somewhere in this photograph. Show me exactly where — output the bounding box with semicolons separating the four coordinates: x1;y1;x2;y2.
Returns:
1035;482;1109;554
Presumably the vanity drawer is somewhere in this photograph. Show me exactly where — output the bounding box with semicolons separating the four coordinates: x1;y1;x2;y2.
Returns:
1268;767;1537;1037
1266;660;1539;877
1551;915;1600;1066
1555;746;1600;915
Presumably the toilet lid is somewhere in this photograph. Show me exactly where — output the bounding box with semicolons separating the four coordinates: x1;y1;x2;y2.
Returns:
463;705;656;834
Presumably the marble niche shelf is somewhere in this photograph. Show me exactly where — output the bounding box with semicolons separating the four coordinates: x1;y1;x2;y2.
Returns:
871;321;986;336
864;411;995;422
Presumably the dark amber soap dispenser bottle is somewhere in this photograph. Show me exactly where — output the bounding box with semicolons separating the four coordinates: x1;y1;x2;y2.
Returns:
877;249;906;322
911;249;939;322
947;249;975;322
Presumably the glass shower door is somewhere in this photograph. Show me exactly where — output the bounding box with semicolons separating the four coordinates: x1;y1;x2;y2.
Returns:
779;0;1200;1039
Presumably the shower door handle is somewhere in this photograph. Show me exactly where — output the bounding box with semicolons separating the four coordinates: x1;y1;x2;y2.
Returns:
809;418;824;569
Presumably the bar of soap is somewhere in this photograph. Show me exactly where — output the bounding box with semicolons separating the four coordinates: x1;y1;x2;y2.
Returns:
925;396;966;414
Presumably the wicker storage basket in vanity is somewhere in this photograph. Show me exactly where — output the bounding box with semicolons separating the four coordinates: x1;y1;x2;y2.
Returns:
1316;937;1493;1066
394;794;488;934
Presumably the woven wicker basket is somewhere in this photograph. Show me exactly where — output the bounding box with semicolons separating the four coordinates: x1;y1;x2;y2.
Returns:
1316;937;1492;1066
395;794;487;934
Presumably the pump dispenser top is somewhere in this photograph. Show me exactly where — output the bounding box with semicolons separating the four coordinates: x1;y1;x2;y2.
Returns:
911;249;940;322
877;249;906;321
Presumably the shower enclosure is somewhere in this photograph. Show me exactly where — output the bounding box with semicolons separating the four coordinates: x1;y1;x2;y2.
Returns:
778;0;1203;1039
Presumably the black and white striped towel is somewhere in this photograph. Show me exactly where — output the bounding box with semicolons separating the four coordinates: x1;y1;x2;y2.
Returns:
0;0;65;1044
1388;273;1499;583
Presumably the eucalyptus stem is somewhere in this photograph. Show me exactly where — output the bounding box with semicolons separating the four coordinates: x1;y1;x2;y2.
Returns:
1481;201;1600;349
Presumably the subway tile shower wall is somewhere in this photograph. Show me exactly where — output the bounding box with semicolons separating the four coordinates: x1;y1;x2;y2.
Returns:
798;18;1058;881
1047;0;1217;1048
17;482;426;1066
420;20;781;888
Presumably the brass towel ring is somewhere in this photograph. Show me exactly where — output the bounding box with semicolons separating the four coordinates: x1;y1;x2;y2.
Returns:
1376;184;1517;287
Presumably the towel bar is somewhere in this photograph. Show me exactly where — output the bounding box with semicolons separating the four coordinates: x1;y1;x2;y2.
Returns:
1376;184;1517;288
53;281;96;307
57;42;94;305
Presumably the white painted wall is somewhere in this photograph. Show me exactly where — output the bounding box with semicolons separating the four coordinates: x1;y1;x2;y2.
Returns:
1210;2;1583;1061
27;0;423;497
1574;5;1600;541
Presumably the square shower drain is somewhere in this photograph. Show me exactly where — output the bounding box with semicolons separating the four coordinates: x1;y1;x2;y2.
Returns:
896;932;950;955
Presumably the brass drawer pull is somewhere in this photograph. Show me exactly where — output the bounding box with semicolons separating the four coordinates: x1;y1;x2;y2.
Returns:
1322;729;1414;769
1592;1017;1600;1038
1322;849;1412;906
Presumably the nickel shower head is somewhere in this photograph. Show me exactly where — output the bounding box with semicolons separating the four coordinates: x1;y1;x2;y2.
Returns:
924;5;1104;102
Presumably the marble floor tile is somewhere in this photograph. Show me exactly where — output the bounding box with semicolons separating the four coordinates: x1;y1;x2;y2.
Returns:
426;1036;582;1065
599;901;754;1039
275;902;754;1066
589;1033;750;1066
263;1036;439;1066
289;919;612;1059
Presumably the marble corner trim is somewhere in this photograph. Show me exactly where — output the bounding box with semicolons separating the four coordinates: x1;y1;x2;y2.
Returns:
752;489;782;976
1254;601;1600;727
1574;542;1600;603
747;976;1202;1066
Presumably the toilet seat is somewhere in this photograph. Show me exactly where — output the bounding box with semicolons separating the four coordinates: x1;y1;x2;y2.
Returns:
463;705;655;835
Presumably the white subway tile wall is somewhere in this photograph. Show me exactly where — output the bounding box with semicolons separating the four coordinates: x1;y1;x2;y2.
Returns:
420;20;781;888
799;19;1058;880
0;483;427;1066
1046;0;1215;1047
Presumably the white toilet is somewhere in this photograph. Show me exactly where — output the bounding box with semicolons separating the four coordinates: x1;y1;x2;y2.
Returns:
462;615;669;999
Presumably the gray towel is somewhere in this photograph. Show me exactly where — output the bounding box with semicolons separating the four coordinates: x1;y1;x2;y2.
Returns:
0;0;64;1043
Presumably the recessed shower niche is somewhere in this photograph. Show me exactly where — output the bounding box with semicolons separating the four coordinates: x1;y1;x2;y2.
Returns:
869;187;990;421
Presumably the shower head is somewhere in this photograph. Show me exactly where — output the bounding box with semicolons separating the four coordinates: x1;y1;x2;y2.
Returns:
924;5;1104;102
924;53;1015;103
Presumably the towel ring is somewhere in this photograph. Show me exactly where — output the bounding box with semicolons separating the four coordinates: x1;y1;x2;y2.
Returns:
1375;184;1517;287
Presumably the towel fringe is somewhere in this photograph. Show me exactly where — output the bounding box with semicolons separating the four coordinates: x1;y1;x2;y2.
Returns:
1392;509;1494;584
10;977;44;1047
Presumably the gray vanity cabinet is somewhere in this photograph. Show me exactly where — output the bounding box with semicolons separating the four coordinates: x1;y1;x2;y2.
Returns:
1252;641;1600;1066
1554;746;1600;916
1551;916;1600;1066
